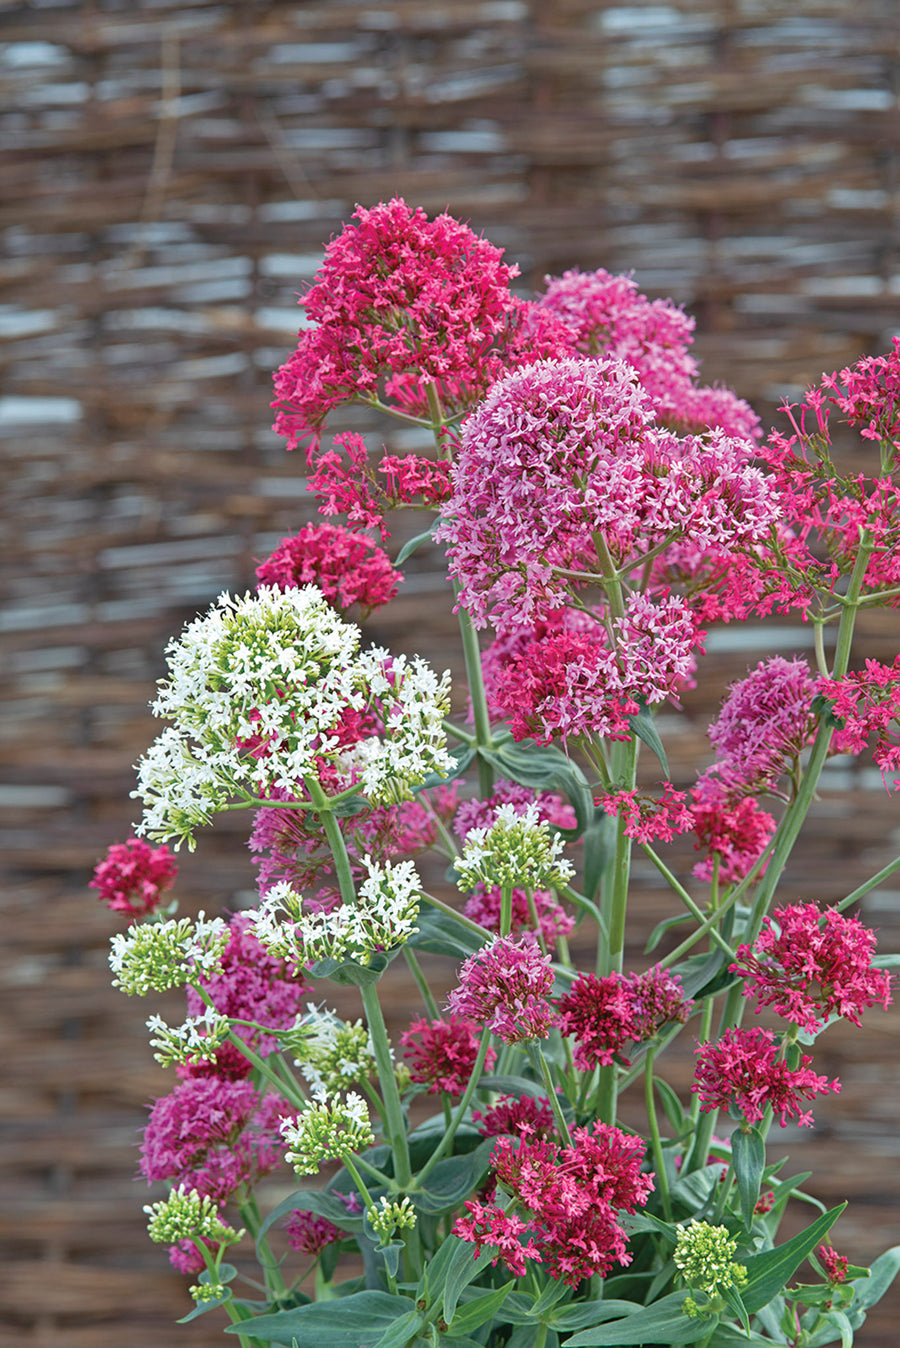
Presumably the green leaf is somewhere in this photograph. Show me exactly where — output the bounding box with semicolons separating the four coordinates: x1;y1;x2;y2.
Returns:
645;911;692;954
478;1072;542;1098
496;1291;539;1326
705;1327;779;1347
479;740;594;836
732;1125;766;1229
396;524;437;565
628;701;669;776
441;1239;497;1323
805;1309;853;1348
654;1077;687;1134
721;1282;751;1334
222;1291;418;1344
741;1204;846;1314
850;1244;900;1310
416;743;476;791
412;1139;495;1217
257;1186;368;1250
565;1291;706;1345
447;1281;515;1335
176;1288;232;1321
306;950;394;986
550;1299;642;1332
408;903;485;960
330;793;371;818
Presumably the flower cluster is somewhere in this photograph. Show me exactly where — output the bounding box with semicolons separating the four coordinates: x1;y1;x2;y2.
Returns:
818;656;900;789
673;1220;748;1315
463;884;575;946
689;783;776;885
134;585;452;846
453;802;575;893
90;837;178;917
597;782;694;844
731;902;892;1033
146;1007;232;1068
281;1092;374;1173
255;522;400;617
284;1209;344;1256
454;780;576;840
472;1093;556;1141
140;1077;294;1204
367;1196;417;1242
692;1026;839;1127
290;1006;377;1094
109;913;228;996
556;967;693;1070
400;1015;495;1096
144;1186;242;1249
456;1123;653;1285
446;935;557;1043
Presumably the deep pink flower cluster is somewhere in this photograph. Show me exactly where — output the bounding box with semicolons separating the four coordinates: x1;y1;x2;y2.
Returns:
90;837;177;918
464;884;575;946
556;967;693;1069
699;656;817;800
818;657;900;789
536;266;760;441
456;1123;653;1286
255;523;400;616
400;1015;496;1096
596;783;694;844
284;1209;344;1256
446;936;556;1043
689;781;776;885
730;902;892;1033
821;337;900;447
140;1076;295;1204
818;1244;850;1284
306;433;453;542
472;1093;556;1141
692;1026;839;1127
438;356;776;634
182;912;306;1078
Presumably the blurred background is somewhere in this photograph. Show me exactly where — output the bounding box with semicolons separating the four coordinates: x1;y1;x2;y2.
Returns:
2;1;899;1344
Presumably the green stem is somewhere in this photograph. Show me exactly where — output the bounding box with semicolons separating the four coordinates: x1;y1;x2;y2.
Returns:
415;1027;494;1187
530;1047;571;1145
602;735;639;975
837;854;900;912
359;981;411;1187
190;983;308;1109
421;888;494;940
239;1196;288;1300
644;1051;672;1222
641;844;738;962
304;775;356;906
404;946;440;1019
500;884;513;938
456;595;495;797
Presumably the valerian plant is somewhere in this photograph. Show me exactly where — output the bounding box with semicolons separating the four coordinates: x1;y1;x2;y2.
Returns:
91;198;900;1347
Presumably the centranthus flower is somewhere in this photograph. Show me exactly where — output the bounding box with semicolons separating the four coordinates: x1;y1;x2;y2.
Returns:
674;1221;748;1315
689;781;776;885
463;885;575;946
446;935;556;1043
144;1186;242;1250
255;522;400;617
699;656;818;799
597;783;694;844
400;1015;496;1096
472;1093;556;1141
290;1006;378;1094
624;965;694;1041
90;837;178;917
109;912;229;995
284;1209;344;1256
146;1007;232;1068
692;1027;839;1127
249;856;422;969
140;1077;295;1205
454;779;576;839
818;1243;851;1284
133;584;452;846
281;1091;374;1173
730;902;892;1033
438;356;776;634
817;656;900;788
556;972;634;1069
453;802;575;893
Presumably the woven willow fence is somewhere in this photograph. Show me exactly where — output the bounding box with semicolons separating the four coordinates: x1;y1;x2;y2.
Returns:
1;1;899;1343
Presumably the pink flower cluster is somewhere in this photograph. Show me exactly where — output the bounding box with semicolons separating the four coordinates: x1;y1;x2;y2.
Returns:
284;1209;344;1256
183;912;306;1078
255;522;400;616
692;1026;839;1127
438;356;776;635
140;1076;295;1204
446;935;556;1043
455;1122;653;1285
689;783;776;885
731;901;892;1034
90;837;177;917
818;656;900;789
463;884;575;946
400;1015;496;1097
472;1093;556;1141
453;779;576;839
306;431;452;542
596;782;694;844
556;967;693;1070
536;266;760;441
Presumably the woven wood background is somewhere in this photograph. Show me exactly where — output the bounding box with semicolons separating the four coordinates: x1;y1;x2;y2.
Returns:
2;1;899;1343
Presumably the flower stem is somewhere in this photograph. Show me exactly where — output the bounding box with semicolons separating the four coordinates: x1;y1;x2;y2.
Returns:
644;1051;672;1221
359;981;411;1188
414;1026;494;1187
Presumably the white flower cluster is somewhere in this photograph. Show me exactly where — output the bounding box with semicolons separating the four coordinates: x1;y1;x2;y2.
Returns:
132;585;453;847
367;1195;418;1241
289;1004;379;1094
453;802;576;892
109;913;229;995
144;1185;242;1247
146;1006;232;1067
250;856;422;967
281;1090;374;1174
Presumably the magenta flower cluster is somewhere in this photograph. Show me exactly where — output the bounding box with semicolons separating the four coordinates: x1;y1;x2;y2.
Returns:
90;837;178;918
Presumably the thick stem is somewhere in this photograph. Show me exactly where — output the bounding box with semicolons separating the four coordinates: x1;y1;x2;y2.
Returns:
359;981;411;1187
455;595;495;797
415;1027;494;1187
601;736;639;975
644;1052;672;1222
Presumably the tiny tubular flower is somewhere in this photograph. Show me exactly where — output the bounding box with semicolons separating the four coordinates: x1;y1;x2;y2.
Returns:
289;1005;378;1094
109;913;229;995
367;1196;417;1241
144;1185;243;1247
446;935;556;1043
452;802;575;892
674;1220;747;1312
281;1092;374;1174
692;1026;840;1127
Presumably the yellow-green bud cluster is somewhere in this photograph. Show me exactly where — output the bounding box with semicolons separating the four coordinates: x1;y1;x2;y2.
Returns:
109;913;228;995
290;1007;378;1094
144;1186;242;1247
674;1220;748;1315
453;803;575;893
190;1281;227;1303
281;1091;375;1174
367;1196;417;1242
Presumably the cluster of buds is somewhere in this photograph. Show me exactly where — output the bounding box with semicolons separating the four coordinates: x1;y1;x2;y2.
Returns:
453;802;575;892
